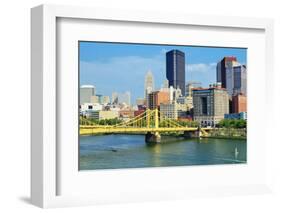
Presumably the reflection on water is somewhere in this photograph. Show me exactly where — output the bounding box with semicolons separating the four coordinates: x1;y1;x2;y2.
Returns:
79;134;246;170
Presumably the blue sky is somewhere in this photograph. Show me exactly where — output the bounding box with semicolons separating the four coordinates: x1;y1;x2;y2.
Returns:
79;41;246;104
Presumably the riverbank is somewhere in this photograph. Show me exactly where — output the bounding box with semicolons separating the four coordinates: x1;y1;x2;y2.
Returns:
204;128;246;140
203;135;246;140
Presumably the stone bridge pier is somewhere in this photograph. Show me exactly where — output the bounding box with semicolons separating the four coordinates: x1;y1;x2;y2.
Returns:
183;128;201;138
145;132;161;144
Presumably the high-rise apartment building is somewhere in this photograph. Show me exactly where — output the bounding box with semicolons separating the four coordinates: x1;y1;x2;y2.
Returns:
80;85;95;104
166;50;186;96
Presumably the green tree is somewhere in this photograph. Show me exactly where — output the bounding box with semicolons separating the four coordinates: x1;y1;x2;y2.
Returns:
217;119;247;129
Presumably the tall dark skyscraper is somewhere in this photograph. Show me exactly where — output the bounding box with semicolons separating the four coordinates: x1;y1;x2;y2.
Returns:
216;56;247;96
166;50;186;96
233;64;247;96
216;56;237;93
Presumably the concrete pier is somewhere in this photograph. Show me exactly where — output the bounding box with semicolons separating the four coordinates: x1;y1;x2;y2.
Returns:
146;128;202;144
145;132;161;144
183;128;201;138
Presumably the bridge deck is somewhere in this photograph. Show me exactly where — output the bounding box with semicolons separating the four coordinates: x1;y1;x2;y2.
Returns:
79;126;212;135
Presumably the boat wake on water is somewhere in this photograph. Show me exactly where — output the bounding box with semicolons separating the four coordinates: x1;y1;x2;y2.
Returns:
215;158;246;163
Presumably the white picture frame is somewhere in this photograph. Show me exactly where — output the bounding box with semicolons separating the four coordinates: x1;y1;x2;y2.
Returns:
31;4;274;208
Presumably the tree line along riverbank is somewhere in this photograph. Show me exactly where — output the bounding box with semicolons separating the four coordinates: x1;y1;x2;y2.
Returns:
152;128;246;140
202;128;246;140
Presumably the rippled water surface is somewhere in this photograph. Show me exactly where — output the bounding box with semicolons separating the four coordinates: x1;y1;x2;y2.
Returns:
79;134;246;170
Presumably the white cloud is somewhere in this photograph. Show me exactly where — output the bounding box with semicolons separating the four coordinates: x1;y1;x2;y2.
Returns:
186;63;216;73
80;55;164;82
80;55;166;102
185;63;217;87
81;57;218;101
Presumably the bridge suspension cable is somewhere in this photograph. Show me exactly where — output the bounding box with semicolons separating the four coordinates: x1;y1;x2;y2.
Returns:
79;108;210;136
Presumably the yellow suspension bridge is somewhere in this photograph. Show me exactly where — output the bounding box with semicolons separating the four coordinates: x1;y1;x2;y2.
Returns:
80;108;211;143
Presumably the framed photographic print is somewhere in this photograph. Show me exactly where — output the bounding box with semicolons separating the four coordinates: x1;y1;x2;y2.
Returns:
31;4;274;208
78;42;247;170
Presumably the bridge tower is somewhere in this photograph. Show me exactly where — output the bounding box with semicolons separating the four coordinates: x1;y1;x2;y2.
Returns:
145;108;161;144
146;109;150;128
155;108;159;128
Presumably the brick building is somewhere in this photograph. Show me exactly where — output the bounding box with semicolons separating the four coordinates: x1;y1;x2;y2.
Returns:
147;91;170;109
232;93;247;113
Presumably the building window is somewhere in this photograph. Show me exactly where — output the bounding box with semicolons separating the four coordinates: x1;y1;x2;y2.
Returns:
201;97;207;115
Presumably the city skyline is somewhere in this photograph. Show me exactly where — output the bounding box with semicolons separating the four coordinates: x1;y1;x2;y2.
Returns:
79;41;247;170
79;41;247;104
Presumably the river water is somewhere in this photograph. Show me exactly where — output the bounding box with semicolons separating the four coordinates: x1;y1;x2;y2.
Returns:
79;134;246;170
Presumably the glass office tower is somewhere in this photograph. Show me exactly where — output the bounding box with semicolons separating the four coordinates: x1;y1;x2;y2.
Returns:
166;50;186;96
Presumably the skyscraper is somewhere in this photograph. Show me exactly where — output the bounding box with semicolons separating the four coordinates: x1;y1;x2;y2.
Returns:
166;50;186;96
233;65;247;96
144;70;154;97
216;56;238;96
80;85;95;104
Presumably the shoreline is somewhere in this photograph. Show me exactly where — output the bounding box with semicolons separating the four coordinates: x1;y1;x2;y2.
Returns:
79;131;246;141
202;135;246;140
